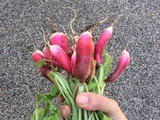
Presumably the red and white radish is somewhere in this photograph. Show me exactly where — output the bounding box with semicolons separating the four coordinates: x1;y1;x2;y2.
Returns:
75;31;94;82
49;32;69;53
32;50;44;62
32;50;53;82
50;45;71;73
94;26;113;64
105;49;130;82
43;47;61;67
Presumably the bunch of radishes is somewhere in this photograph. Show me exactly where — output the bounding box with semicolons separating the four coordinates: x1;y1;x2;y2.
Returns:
31;26;130;120
32;26;129;83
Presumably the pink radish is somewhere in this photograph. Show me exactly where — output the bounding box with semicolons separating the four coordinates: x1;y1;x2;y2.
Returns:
32;50;44;62
94;26;113;64
49;32;69;53
75;31;94;82
43;47;61;67
105;49;130;82
50;45;71;73
71;51;76;76
32;50;52;82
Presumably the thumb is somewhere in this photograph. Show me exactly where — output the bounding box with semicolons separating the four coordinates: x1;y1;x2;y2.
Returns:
76;92;127;120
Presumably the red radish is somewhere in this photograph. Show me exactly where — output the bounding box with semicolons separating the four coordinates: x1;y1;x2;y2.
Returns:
43;47;61;67
32;50;44;62
32;50;53;83
49;32;69;53
94;26;113;64
71;51;76;76
39;66;53;83
50;45;71;73
75;31;94;82
105;49;130;82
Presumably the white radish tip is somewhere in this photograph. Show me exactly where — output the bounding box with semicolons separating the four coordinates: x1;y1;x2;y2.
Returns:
81;31;92;38
121;49;130;57
107;26;113;33
34;50;44;56
35;50;42;53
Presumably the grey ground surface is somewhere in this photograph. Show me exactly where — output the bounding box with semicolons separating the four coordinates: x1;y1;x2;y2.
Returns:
0;0;160;120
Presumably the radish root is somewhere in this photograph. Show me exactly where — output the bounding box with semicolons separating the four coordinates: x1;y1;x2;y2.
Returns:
22;24;37;51
62;7;77;35
86;16;109;32
40;28;50;47
46;17;57;33
111;13;124;27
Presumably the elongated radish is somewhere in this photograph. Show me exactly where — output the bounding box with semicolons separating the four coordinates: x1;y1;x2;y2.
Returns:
32;50;52;82
43;47;61;67
49;32;69;53
71;51;76;76
105;49;130;82
94;26;113;64
50;45;71;73
75;31;94;82
32;50;44;62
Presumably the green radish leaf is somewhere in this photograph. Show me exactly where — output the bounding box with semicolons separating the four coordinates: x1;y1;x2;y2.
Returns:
43;107;60;120
103;51;113;75
88;82;97;91
30;108;45;120
31;72;60;120
43;102;50;117
37;93;48;103
51;107;60;119
48;71;55;80
34;59;45;68
69;81;76;92
68;76;79;93
46;85;59;99
68;78;78;92
44;100;54;117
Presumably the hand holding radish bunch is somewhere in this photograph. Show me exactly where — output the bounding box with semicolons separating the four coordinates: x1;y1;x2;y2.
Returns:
31;26;130;120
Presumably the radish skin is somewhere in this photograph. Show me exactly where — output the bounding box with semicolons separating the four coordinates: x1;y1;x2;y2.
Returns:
43;47;61;67
75;31;94;82
32;50;44;62
94;26;113;64
49;32;69;53
105;49;130;82
50;45;71;73
71;51;76;76
32;50;53;82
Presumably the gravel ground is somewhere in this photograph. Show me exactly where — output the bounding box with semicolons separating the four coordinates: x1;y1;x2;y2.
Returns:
0;0;160;120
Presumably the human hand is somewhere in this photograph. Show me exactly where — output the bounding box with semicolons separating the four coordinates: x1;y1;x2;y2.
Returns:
59;92;127;120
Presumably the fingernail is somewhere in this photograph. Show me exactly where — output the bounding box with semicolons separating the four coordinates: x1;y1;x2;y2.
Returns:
76;94;88;105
